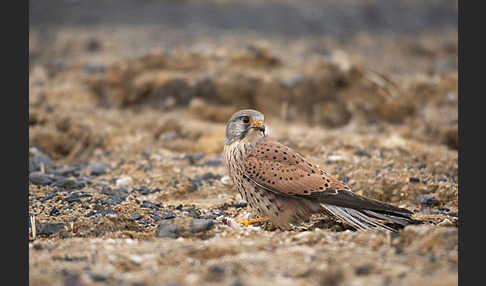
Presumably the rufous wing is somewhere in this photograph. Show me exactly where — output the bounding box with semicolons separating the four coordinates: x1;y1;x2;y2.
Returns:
243;137;412;218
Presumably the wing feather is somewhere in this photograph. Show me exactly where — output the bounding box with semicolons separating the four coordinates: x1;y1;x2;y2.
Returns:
244;137;413;218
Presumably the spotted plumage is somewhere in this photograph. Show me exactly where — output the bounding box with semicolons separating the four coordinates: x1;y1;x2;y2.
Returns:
223;109;417;231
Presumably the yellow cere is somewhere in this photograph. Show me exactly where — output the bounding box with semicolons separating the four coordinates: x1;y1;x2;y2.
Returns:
253;120;264;127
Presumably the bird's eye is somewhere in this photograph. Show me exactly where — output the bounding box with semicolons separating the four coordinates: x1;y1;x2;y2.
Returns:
242;116;250;124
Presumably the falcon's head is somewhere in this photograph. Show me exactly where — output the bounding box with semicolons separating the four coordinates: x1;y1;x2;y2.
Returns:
225;109;266;144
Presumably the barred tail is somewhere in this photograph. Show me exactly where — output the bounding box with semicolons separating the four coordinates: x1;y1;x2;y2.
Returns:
320;203;418;232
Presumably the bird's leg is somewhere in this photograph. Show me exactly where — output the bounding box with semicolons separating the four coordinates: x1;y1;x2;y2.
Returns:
236;217;266;227
262;220;278;231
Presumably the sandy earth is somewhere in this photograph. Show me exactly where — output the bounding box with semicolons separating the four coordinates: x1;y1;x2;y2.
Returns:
29;1;457;285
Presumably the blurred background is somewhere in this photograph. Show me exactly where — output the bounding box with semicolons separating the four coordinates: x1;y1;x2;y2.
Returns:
29;1;458;286
29;0;458;161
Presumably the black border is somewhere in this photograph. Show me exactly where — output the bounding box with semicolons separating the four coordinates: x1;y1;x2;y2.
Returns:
459;0;480;285
7;0;29;285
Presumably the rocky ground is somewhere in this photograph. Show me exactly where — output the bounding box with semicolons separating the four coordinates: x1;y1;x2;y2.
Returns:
29;1;458;285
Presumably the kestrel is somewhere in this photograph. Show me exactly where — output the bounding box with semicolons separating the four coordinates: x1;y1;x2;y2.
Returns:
223;109;416;231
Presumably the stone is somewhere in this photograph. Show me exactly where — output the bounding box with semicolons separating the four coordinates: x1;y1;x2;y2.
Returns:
49;207;60;216
141;200;161;210
39;192;56;203
52;166;79;176
184;152;205;164
355;265;371;275
354;150;371;158
88;162;108;176
131;213;142;220
98;208;117;216
416;194;437;206
189;219;215;233
51;177;78;188
36;221;66;235
29;172;53;186
116;176;133;187
64;192;91;203
188;173;222;192
156;223;179;238
200;154;223;166
161;211;176;219
409;177;420;183
29;151;56;173
152;212;161;221
102;188;129;205
234;200;248;208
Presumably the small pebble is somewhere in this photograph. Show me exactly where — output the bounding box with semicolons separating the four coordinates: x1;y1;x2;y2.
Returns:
208;265;225;275
416;194;437;206
354;150;371;158
152;212;161;221
184;152;205;164
102;188;128;205
187;172;222;192
220;176;233;186
65;193;83;203
327;155;347;162
52;166;79;176
49;207;60;216
141;200;161;210
189;219;215;233
438;218;454;226
234;200;248;208
98;208;117;216
200;154;223;166
135;186;151;195
36;221;66;235
161;211;176;219
409;177;420;183
39;192;56;203
51;177;78;188
29;172;53;186
85;38;101;52
60;232;70;239
156;223;179;239
355;265;371;275
447;212;458;217
29;151;56;173
131;213;142;220
88;272;107;282
116;176;133;187
88;162;108;176
85;211;96;218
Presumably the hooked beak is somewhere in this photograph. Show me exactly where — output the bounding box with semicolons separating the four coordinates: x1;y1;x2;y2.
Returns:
251;120;266;133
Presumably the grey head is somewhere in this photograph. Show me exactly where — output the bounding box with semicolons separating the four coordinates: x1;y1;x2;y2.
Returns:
225;109;266;145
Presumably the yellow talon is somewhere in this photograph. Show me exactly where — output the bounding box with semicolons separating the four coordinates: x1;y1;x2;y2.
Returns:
236;217;266;227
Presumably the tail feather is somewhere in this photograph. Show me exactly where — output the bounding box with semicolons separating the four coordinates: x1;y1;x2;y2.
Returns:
361;210;410;226
320;203;414;232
